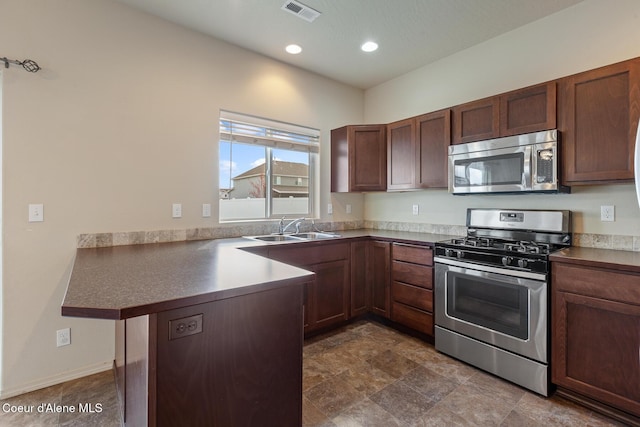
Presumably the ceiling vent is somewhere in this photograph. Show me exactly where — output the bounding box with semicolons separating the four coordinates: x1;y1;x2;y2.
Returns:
281;1;321;22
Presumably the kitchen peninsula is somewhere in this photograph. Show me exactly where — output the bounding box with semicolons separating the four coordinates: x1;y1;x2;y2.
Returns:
62;238;315;427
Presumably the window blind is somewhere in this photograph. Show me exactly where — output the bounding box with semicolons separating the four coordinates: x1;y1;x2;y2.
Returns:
220;110;319;153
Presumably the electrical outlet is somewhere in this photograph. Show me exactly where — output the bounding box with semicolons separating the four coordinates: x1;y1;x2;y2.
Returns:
28;204;44;222
202;203;211;218
57;328;71;347
172;203;182;218
412;204;419;215
327;203;333;215
346;204;352;214
600;205;615;222
169;314;203;340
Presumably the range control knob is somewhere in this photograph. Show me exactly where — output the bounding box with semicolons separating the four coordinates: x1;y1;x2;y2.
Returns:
445;249;454;257
501;256;513;266
517;259;529;268
456;250;465;259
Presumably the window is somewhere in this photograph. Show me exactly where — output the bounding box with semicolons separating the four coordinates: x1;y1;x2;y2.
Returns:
219;111;319;222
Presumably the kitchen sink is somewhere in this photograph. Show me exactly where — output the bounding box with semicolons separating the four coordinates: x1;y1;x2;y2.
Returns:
244;232;340;243
290;232;339;240
246;234;306;242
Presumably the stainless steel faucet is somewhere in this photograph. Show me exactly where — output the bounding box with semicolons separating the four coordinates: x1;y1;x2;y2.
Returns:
278;217;306;234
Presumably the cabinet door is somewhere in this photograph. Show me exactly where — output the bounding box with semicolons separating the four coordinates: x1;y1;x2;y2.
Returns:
559;58;640;184
415;109;451;188
350;241;369;317
330;126;350;192
500;82;556;137
349;125;387;191
552;290;640;416
368;241;390;318
312;259;350;331
331;125;386;192
452;96;500;144
387;118;416;190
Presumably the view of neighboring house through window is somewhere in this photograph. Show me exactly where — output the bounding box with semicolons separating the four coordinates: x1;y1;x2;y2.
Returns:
219;111;319;221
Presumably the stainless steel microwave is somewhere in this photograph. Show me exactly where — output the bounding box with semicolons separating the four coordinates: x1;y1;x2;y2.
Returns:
448;130;569;195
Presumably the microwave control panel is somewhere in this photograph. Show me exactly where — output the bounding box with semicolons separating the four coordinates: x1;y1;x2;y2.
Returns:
536;148;555;183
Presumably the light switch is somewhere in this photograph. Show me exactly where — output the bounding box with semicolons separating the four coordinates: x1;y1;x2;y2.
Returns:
172;203;182;218
29;204;44;222
202;203;211;218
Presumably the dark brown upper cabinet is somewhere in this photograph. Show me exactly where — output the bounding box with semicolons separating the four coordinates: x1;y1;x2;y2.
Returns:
453;82;557;144
331;125;387;192
386;110;451;190
387;118;416;191
558;58;640;185
415;109;451;188
500;82;556;136
452;97;500;144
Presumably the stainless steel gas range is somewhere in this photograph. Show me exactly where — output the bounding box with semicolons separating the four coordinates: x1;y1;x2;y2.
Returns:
434;208;571;396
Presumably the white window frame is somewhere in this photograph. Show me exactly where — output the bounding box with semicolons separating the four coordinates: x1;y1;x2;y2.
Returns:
219;110;319;222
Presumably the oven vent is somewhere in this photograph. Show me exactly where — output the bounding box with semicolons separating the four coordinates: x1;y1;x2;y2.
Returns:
281;1;321;22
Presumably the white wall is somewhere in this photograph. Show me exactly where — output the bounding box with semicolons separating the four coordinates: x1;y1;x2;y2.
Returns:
364;0;640;237
0;0;364;396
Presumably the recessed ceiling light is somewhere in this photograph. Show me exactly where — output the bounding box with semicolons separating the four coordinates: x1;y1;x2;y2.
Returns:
361;41;378;53
285;44;302;54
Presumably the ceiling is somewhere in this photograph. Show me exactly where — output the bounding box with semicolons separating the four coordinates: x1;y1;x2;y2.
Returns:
115;0;584;89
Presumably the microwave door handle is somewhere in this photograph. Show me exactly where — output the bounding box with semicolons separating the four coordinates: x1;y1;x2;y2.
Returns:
524;145;533;190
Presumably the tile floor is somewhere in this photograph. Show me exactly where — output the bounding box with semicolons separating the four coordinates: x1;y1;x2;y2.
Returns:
302;321;624;427
0;369;122;426
0;320;626;426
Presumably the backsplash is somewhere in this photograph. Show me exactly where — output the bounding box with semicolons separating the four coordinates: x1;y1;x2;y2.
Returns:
363;220;466;236
76;220;640;251
573;233;640;251
364;221;640;252
76;220;365;248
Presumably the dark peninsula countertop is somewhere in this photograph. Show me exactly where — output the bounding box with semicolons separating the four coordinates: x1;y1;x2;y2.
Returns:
62;229;456;320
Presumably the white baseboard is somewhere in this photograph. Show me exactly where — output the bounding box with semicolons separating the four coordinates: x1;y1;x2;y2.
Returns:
0;360;114;399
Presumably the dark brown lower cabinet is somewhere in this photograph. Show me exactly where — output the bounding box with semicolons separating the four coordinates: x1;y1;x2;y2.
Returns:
390;243;434;337
116;283;304;427
369;240;391;318
267;242;350;334
309;259;350;331
552;260;640;423
350;241;369;317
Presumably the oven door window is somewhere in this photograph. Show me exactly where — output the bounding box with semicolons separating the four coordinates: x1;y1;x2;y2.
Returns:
453;152;525;188
446;271;528;340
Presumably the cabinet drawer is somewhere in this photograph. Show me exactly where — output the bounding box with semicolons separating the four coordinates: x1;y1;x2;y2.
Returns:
392;244;433;266
392;261;432;289
553;263;640;305
391;302;433;335
268;242;349;267
392;281;433;312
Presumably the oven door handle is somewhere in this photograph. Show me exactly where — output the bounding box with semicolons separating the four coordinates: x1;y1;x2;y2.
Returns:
434;256;547;281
